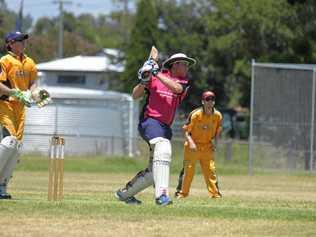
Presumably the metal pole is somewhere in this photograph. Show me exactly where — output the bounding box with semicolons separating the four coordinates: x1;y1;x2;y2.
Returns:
58;0;64;58
128;99;133;157
310;70;316;171
53;0;72;58
54;103;59;135
248;59;256;175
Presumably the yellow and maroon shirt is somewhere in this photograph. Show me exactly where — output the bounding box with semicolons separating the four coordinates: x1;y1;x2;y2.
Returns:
183;107;222;146
0;52;37;100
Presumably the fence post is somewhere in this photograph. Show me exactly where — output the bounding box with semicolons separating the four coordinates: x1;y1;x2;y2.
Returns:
111;135;114;155
310;69;316;171
248;59;255;175
225;139;233;161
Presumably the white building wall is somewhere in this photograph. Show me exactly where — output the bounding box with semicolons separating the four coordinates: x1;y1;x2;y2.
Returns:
39;71;110;90
22;87;139;157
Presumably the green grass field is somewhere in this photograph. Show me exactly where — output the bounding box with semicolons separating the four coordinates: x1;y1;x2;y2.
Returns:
0;155;316;237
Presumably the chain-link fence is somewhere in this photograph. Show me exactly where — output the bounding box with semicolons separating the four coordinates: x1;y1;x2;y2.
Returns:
133;137;249;173
249;62;316;173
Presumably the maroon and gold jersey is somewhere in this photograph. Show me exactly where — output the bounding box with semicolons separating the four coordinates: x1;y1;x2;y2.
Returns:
0;52;37;140
183;107;222;145
0;52;37;92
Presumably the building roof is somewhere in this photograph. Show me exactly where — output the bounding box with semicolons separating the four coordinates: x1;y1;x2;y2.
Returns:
44;86;132;101
97;48;122;58
37;55;124;73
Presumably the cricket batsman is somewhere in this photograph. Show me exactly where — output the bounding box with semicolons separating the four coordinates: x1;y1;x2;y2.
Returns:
175;91;222;199
0;31;51;199
115;51;196;205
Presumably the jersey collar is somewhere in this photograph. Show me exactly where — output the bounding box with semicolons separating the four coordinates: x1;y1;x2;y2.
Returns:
8;51;27;61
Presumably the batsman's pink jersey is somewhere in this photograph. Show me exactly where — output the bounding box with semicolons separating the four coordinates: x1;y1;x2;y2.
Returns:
144;70;188;125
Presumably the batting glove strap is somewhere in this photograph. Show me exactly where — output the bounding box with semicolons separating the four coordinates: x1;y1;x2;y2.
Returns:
151;68;159;76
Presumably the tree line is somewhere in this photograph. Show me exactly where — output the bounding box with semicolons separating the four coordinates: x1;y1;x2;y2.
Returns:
0;0;315;112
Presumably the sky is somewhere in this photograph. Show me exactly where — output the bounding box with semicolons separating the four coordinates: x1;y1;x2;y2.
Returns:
6;0;126;21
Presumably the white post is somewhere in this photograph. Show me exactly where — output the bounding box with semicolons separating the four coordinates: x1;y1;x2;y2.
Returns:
310;70;316;171
54;103;58;135
128;98;134;157
248;59;255;175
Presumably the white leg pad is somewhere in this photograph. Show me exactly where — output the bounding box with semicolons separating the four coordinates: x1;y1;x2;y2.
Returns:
150;137;172;198
0;136;22;186
0;136;19;174
0;145;14;175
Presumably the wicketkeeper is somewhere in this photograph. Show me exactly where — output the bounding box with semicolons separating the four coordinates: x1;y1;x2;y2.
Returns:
0;31;51;199
115;52;196;206
175;91;222;199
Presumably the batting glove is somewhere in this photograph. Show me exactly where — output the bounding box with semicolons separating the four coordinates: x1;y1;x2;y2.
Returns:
9;89;32;107
147;59;159;76
137;59;159;85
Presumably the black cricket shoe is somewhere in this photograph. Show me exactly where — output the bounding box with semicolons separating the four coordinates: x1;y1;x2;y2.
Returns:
0;193;12;199
115;189;142;205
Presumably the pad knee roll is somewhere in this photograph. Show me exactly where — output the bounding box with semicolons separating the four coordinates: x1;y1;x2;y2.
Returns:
150;137;172;163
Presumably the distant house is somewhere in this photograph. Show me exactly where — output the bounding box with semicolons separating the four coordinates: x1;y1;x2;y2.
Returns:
37;49;124;90
23;50;142;157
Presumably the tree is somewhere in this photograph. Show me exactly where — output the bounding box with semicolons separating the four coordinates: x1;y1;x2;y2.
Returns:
155;0;208;111
0;1;26;56
120;0;159;92
288;0;316;63
156;0;295;109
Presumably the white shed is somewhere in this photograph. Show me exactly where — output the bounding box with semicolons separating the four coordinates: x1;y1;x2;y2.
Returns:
37;53;124;90
23;86;139;157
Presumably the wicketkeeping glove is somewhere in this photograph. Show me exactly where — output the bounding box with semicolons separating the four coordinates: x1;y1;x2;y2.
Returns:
9;89;32;107
137;59;159;85
31;88;52;108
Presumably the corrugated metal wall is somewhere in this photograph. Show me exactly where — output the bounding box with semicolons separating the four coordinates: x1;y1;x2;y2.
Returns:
23;87;139;157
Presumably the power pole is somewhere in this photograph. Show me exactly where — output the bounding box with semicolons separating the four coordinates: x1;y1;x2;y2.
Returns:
123;0;129;43
53;0;72;58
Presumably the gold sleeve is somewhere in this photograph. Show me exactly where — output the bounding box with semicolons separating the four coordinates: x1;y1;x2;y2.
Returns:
183;111;199;133
0;60;8;82
215;113;223;137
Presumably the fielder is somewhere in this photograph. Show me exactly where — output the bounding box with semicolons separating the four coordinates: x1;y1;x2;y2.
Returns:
0;31;51;199
115;52;196;206
175;91;222;199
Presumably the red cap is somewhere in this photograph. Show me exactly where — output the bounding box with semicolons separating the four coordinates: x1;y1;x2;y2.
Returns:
202;91;215;100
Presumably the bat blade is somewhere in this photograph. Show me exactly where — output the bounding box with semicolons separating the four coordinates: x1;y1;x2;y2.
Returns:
148;46;158;61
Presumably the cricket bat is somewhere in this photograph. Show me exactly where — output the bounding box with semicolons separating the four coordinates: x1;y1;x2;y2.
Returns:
141;46;159;79
148;46;158;61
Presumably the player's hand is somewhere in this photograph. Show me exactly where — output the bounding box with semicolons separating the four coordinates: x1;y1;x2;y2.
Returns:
31;88;52;108
137;59;159;85
9;89;32;107
188;140;197;151
138;66;151;85
147;59;159;76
